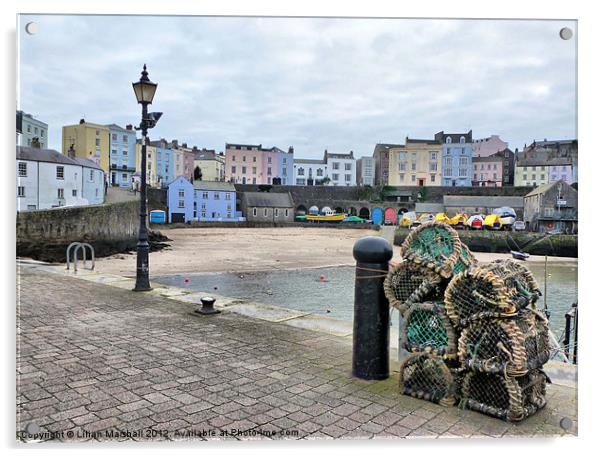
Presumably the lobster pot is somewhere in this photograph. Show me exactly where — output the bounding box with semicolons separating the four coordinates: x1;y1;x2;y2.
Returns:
461;370;548;422
399;352;458;406
484;260;541;307
400;222;477;279
457;310;550;375
384;261;443;313
444;264;534;325
401;302;457;356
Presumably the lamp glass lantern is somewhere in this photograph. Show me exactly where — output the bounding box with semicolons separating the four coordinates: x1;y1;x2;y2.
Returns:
132;65;158;104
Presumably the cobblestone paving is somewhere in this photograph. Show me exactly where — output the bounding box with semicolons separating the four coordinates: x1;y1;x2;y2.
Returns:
16;267;577;442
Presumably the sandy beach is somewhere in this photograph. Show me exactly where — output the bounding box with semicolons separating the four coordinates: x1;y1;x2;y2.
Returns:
93;226;577;278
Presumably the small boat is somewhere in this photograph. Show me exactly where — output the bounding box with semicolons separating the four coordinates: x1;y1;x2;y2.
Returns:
435;212;451;224
511;250;530;261
483;214;502;230
306;209;346;222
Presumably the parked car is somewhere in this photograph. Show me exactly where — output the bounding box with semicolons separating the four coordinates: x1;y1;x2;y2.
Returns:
513;220;526;231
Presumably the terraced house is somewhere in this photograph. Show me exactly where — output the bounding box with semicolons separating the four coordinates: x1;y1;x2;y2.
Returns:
135;138;174;188
435;130;473;187
514;139;578;187
388;137;441;186
107;124;136;188
62;119;110;173
225;143;294;185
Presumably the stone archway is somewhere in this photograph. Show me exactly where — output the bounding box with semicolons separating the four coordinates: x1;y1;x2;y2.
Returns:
296;204;308;215
359;207;370;219
334;206;344;214
349;207;358;216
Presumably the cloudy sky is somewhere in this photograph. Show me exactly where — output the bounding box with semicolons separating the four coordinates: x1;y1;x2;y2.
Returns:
18;15;576;158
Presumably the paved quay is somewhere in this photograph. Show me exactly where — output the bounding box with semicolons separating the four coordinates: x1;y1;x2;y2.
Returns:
16;264;577;441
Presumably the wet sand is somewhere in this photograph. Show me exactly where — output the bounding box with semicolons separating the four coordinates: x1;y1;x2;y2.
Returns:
94;226;577;278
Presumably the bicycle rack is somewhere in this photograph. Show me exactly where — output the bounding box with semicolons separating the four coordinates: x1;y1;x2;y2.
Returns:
66;242;95;273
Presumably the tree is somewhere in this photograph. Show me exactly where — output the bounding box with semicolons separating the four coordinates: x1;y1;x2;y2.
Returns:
194;166;202;181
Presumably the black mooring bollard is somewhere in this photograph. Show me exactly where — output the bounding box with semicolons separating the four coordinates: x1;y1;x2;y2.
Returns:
352;236;393;380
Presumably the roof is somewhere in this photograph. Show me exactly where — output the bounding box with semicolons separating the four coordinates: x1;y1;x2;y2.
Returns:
443;195;524;208
294;158;326;165
472;155;503;163
373;143;404;153
406;138;441;145
16;146;103;170
63;121;109;130
524;180;576;198
105;123;134;133
192;180;236;192
434;130;473;143
242;192;294;208
515;149;575;167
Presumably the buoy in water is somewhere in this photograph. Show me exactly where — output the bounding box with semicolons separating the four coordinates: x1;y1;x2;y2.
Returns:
184;278;190;284
319;274;326;281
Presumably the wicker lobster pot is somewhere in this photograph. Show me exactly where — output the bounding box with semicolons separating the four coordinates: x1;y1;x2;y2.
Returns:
460;370;548;422
457;310;550;376
400;222;477;279
399;352;458;406
383;261;443;313
444;261;541;325
401;302;457;357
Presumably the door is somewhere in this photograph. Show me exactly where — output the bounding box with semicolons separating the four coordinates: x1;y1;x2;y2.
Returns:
418;178;425;186
171;212;185;223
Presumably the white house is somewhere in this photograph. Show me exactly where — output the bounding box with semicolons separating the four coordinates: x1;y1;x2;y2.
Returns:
293;159;328;185
324;150;356;186
16;146;105;211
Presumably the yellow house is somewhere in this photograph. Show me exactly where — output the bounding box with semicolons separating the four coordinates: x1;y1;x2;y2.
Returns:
194;154;225;182
387;138;442;186
135;141;158;187
62;119;110;172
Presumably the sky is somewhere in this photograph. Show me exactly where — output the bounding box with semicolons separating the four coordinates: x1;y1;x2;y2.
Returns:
18;15;577;158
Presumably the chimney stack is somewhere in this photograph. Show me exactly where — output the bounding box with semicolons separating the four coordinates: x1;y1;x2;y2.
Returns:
126;124;133;130
68;144;76;158
79;118;85;124
31;137;41;149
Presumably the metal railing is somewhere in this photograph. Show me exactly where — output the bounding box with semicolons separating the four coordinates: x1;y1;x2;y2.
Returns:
66;242;95;273
562;303;578;364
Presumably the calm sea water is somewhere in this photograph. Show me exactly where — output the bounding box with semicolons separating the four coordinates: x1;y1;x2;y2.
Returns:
155;263;577;338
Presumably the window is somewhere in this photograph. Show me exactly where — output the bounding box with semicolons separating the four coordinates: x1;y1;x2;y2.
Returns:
253;157;257;162
122;173;127;180
267;167;272;176
474;174;477;180
540;174;545;180
242;156;246;162
399;163;406;171
95;129;100;135
201;203;206;210
345;174;351;182
232;155;236;161
252;167;257;174
317;169;323;177
72;189;77;197
214;192;220;200
444;168;452;176
268;157;272;164
345;163;351;171
178;200;185;208
202;191;208;199
296;178;305;185
275;208;279;217
111;149;117;155
411;163;416;171
122;150;128;156
225;193;231;200
430;152;437;160
446;148;451;155
445;157;453;166
253;208;257;217
298;167;305;176
540;166;545;171
399;152;406;160
487;164;491;170
123;135;128;143
57;188;64;199
95;139;100;146
461;148;465;155
446;137;451;144
429;162;437;172
27;125;31;132
17;186;25;197
459;168;467;177
399;173;405;181
531;174;536;180
201;211;206;218
411;153;417;160
264;208;268;217
523;174;527;180
459;157;468;165
411;175;416;182
332;173;339;181
56;166;64;179
112;133;117;141
34;127;38;134
18;162;27;177
285;209;289;217
532;166;536;171
231;166;236;174
242;166;247;174
332;162;340;170
430;175;436;183
178;189;185;198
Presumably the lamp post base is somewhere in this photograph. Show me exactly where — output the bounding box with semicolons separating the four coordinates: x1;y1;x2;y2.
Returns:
133;285;153;292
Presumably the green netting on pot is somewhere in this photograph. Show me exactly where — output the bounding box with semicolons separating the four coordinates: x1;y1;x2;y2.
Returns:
401;302;457;357
399;352;458;406
487;259;541;305
457;310;550;376
459;369;548;422
384;261;443;313
444;266;518;325
400;221;476;278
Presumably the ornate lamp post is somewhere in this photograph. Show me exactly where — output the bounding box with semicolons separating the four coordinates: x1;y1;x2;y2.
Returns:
132;64;162;291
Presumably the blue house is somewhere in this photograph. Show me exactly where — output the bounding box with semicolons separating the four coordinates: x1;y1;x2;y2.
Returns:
150;139;175;188
435;130;473;187
167;176;194;223
167;178;241;223
193;181;240;221
107;124;137;187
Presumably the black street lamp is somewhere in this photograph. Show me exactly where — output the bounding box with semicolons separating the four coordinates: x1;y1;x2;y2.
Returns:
132;64;162;291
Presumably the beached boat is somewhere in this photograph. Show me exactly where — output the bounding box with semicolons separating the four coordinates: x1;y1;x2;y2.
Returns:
306;209;346;222
511;250;530;261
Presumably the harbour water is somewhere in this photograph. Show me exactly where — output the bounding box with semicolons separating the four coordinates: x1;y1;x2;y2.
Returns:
155;262;577;339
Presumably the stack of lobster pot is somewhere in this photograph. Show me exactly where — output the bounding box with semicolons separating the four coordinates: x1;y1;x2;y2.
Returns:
384;222;477;407
385;222;551;422
445;258;550;421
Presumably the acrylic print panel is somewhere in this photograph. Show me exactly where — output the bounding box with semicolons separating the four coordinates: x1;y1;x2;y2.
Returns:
16;15;577;442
